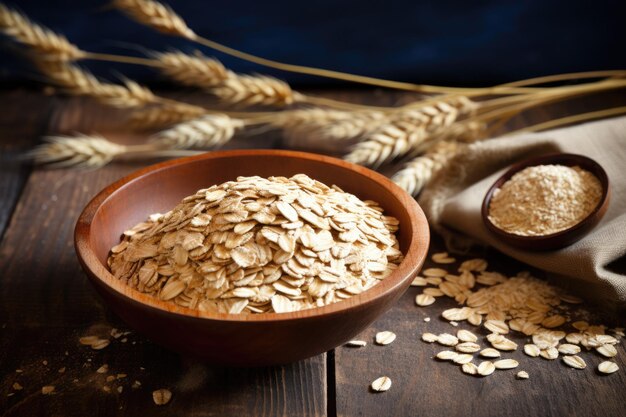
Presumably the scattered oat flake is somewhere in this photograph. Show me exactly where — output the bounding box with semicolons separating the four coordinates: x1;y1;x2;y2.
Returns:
436;350;459;361
79;336;100;345
410;277;428;287
153;388;172;405
423;268;448;277
477;361;496;376
423;317;431;322
562;355;586;369
539;347;559;360
117;386;124;394
12;382;23;391
598;361;619;374
132;380;142;389
516;371;529;379
456;342;481;353
41;386;55;395
432;252;456;264
480;348;501;358
370;376;392;392
596;344;618;358
42;360;48;366
457;329;478;343
494;359;519;369
524;344;540;357
462;362;479;375
58;367;66;373
345;340;367;347
557;344;581;355
97;365;109;374
375;331;396;345
421;333;438;343
453;354;473;364
437;333;459;347
415;294;436;307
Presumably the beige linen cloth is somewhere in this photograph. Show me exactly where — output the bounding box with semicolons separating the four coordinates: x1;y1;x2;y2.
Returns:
419;116;626;310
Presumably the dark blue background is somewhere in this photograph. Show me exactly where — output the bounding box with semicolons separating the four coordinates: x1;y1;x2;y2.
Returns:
1;0;625;86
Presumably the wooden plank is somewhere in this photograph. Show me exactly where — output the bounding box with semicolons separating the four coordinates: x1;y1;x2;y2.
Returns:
0;90;55;239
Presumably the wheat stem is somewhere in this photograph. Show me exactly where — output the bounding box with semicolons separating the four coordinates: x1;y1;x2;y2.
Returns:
84;52;161;67
504;106;626;135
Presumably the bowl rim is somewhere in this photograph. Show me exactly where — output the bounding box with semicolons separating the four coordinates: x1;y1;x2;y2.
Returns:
75;149;430;323
481;152;610;243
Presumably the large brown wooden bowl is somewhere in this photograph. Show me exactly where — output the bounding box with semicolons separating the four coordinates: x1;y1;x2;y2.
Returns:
75;149;429;366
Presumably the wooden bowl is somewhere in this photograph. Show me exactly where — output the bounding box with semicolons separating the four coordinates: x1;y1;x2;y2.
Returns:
482;153;610;251
75;149;430;366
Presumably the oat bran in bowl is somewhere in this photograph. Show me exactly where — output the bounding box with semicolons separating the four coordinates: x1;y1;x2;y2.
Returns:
75;149;429;366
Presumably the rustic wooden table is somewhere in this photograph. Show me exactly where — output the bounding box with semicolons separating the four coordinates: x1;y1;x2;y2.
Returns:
1;89;625;417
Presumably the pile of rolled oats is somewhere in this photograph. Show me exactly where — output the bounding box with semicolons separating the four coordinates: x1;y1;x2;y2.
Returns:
416;253;623;378
108;174;402;314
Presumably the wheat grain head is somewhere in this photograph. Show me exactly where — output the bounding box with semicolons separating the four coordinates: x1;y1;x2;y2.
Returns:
113;0;195;39
151;114;244;149
154;50;230;88
0;4;83;60
39;61;155;108
28;135;127;169
344;96;476;167
212;74;296;107
392;140;460;196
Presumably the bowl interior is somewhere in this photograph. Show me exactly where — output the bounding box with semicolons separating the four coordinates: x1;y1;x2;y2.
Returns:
481;152;610;249
81;150;428;320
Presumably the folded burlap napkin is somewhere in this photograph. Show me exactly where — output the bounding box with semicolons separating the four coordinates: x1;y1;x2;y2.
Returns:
419;117;626;309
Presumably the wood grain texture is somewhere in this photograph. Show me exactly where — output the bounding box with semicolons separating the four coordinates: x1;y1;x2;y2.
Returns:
0;90;55;239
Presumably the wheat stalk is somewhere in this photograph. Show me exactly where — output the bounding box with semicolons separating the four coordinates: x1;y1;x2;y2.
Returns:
277;108;386;152
344;97;477;167
211;74;297;107
112;0;195;39
0;4;83;60
392;141;461;196
151;114;244;148
154;50;230;88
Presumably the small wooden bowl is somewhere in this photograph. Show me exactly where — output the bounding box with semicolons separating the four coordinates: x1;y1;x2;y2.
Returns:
75;150;430;366
482;153;610;251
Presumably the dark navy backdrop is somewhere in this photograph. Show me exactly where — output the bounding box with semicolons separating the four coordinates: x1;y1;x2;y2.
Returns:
1;0;625;86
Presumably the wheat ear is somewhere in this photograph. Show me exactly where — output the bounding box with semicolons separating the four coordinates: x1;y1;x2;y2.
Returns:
112;0;195;39
154;50;230;88
151;114;244;149
28;135;129;169
29;134;203;169
38;61;155;108
0;4;83;60
392;141;461;196
277;109;386;153
211;74;297;107
344;97;477;167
